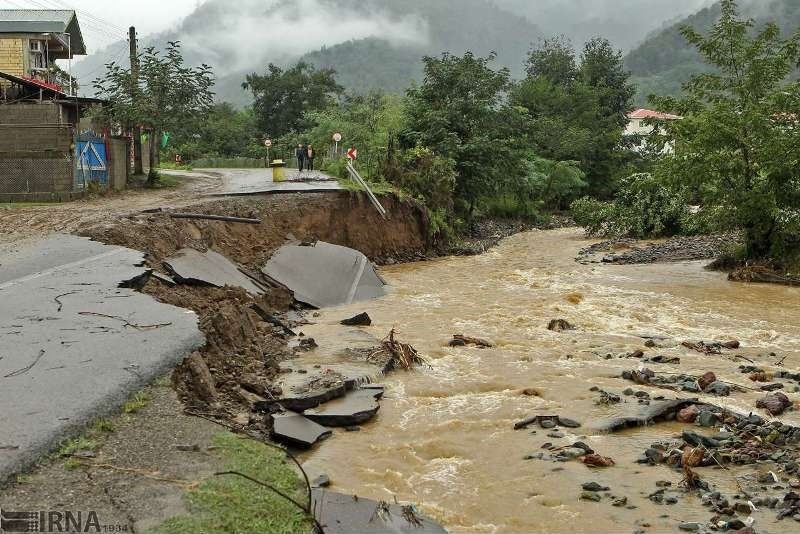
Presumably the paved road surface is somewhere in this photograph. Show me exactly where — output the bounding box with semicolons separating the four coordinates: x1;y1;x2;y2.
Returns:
0;235;204;482
197;167;343;196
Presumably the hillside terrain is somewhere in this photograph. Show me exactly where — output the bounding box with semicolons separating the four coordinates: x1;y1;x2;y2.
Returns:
626;0;800;104
73;0;715;104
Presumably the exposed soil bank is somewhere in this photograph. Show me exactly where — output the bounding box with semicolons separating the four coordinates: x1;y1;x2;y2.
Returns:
79;191;432;424
83;191;431;268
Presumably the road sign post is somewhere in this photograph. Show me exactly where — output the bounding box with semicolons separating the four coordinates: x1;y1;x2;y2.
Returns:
264;138;272;168
333;132;342;157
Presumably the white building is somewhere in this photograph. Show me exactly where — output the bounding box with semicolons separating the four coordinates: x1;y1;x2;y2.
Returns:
624;108;682;154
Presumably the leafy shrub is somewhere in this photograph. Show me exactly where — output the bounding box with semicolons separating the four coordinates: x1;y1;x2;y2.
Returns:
524;157;587;210
385;146;457;213
571;173;688;237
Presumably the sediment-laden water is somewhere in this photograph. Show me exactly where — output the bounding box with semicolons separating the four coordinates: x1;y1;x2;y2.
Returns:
300;228;800;534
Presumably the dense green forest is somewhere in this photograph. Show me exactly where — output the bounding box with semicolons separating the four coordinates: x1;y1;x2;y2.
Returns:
625;0;800;104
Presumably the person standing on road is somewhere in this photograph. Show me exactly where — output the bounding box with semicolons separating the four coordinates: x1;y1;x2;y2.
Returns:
296;143;306;172
306;144;315;172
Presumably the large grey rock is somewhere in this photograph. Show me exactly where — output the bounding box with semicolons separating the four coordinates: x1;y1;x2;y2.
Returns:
262;241;385;308
0;235;204;483
163;247;264;294
596;399;697;433
311;489;448;534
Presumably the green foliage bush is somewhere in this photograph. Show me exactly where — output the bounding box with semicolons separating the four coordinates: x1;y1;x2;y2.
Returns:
571;173;687;238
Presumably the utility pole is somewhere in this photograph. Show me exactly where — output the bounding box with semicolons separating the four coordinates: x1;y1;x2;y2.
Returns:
129;26;143;175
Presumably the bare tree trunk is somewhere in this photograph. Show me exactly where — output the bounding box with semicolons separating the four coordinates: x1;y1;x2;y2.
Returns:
148;130;158;183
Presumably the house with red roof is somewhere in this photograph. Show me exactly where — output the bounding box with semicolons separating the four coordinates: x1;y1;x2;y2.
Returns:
624;108;682;153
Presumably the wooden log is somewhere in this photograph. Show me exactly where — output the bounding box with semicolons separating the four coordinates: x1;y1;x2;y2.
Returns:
168;213;262;224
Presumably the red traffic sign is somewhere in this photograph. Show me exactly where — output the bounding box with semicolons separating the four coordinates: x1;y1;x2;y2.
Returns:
264;139;272;147
346;147;358;160
332;132;342;142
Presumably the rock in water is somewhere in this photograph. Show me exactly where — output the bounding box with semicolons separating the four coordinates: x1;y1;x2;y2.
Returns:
341;312;372;326
677;405;699;423
698;371;717;391
547;319;574;332
756;392;792;415
558;416;582;428
582;482;609;492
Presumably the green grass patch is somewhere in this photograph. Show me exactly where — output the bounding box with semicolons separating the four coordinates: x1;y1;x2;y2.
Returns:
156;433;313;534
123;391;151;414
56;437;98;458
90;418;116;433
336;177;397;196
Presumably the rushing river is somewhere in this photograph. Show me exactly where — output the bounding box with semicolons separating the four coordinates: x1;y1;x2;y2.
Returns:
299;228;800;534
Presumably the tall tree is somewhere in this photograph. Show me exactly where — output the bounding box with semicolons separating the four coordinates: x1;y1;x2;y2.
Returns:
243;62;342;138
403;52;525;216
654;0;800;266
513;37;633;197
580;38;635;126
526;36;579;86
94;41;215;182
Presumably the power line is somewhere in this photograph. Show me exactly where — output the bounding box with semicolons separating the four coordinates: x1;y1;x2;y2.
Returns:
76;41;129;80
36;0;129;35
22;0;127;41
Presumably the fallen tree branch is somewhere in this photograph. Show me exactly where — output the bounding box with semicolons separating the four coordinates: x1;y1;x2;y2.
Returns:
4;349;45;378
54;291;78;312
74;461;198;490
78;312;171;331
373;329;429;371
169;213;262;224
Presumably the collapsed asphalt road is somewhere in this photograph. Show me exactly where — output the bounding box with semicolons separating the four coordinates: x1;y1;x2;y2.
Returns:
0;235;204;482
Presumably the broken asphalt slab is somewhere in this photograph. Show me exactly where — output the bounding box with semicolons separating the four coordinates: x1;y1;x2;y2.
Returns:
270;412;332;449
262;241;385;308
263;353;389;412
163;247;265;294
303;388;383;427
312;489;448;534
0;234;204;482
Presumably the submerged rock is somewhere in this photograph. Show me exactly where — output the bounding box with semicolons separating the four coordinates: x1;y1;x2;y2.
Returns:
756;392;792;415
341;312;372;326
547;319;574;332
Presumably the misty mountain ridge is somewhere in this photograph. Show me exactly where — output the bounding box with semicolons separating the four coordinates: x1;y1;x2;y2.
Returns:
626;0;800;104
74;0;719;104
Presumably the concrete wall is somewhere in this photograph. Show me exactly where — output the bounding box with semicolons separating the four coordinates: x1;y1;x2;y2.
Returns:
0;119;74;200
108;137;128;191
0;124;72;153
0;102;62;125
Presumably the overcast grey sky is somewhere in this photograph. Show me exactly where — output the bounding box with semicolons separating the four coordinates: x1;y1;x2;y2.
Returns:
0;0;197;52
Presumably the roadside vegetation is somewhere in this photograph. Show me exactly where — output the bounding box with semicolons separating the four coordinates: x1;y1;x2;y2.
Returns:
155;433;312;534
90;0;799;271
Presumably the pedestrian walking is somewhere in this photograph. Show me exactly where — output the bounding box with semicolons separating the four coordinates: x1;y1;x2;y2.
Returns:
306;144;315;172
296;143;306;172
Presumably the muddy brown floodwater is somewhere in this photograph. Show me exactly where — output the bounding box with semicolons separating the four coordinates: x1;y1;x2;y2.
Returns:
299;228;800;534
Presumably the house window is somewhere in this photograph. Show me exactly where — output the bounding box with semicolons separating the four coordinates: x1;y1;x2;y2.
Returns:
30;40;46;70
